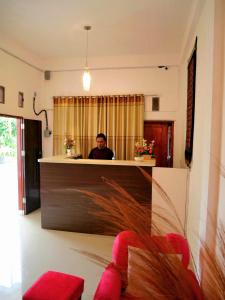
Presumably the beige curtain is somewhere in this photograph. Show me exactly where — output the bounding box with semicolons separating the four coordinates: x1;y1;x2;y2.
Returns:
53;96;98;158
105;95;144;160
53;95;144;160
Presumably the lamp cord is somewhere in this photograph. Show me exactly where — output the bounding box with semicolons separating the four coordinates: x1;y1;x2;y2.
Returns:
85;29;89;68
33;95;49;130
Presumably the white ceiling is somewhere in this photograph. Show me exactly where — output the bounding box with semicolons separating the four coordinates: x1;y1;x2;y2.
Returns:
0;0;195;60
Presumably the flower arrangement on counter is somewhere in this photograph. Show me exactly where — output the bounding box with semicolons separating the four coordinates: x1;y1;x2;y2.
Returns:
134;139;155;157
64;136;76;150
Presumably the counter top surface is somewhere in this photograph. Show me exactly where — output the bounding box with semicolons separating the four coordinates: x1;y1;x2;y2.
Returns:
38;155;156;167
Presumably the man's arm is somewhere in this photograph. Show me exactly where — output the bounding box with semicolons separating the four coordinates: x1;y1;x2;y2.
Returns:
88;149;94;159
109;149;114;160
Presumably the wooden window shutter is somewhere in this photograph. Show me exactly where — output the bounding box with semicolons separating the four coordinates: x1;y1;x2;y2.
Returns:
185;38;197;166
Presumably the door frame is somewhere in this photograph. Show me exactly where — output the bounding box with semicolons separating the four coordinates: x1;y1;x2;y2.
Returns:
144;120;174;167
17;118;24;211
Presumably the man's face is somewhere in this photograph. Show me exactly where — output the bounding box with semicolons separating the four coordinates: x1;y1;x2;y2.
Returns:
96;137;106;149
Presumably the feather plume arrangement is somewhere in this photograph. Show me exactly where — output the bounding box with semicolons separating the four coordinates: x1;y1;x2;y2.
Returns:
200;223;225;300
74;168;224;300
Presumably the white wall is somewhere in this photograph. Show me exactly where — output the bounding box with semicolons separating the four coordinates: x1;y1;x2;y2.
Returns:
179;0;218;260
0;31;51;154
0;48;43;121
152;167;188;235
218;7;225;226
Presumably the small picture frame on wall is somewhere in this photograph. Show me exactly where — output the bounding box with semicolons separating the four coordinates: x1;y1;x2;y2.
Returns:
18;92;24;108
0;86;5;104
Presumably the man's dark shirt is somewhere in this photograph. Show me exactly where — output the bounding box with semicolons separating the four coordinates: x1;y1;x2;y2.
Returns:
88;147;114;160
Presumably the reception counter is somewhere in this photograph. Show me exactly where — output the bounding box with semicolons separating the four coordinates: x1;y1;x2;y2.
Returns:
39;156;155;234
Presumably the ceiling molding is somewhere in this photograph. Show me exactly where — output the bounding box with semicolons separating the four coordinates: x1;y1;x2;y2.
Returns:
51;65;178;73
0;47;44;72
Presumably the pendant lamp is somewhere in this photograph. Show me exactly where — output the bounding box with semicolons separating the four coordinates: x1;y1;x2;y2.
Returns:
83;25;91;91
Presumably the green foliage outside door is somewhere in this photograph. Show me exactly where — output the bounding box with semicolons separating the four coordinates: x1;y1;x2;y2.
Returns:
0;117;17;162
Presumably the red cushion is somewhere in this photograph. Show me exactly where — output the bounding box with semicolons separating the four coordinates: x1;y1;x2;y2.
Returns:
112;231;145;288
94;263;121;300
23;271;84;300
112;231;190;272
112;231;144;274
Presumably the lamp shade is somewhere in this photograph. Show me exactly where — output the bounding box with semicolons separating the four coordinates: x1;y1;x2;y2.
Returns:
82;70;91;91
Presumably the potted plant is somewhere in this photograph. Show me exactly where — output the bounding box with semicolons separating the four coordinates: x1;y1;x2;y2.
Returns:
64;137;75;156
134;139;155;161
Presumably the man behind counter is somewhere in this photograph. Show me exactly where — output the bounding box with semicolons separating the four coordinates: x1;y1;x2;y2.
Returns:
88;133;114;160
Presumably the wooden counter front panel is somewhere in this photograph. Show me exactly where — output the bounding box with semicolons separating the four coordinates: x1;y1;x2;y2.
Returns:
40;163;152;234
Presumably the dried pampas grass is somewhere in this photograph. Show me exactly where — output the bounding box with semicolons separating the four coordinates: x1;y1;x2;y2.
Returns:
75;168;224;300
200;223;225;300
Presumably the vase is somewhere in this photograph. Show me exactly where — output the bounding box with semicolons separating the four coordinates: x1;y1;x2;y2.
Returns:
142;154;152;160
66;149;72;156
134;156;144;162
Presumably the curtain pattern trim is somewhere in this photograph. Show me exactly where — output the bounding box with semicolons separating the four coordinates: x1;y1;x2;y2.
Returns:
53;95;144;105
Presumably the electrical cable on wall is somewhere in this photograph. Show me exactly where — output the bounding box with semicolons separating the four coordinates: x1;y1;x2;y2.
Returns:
33;92;52;137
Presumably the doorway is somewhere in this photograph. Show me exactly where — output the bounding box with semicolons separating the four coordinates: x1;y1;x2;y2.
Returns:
0;115;42;215
144;121;174;167
0;116;21;212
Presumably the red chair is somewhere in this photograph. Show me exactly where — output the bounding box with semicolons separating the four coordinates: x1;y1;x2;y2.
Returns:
23;231;203;300
94;230;204;300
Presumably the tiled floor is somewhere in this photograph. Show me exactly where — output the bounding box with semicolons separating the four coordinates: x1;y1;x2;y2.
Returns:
0;160;114;299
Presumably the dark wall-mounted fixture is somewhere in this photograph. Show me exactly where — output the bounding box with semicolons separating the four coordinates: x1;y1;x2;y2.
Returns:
44;70;51;80
18;92;24;108
0;86;5;104
152;97;160;111
158;66;168;70
33;92;52;137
